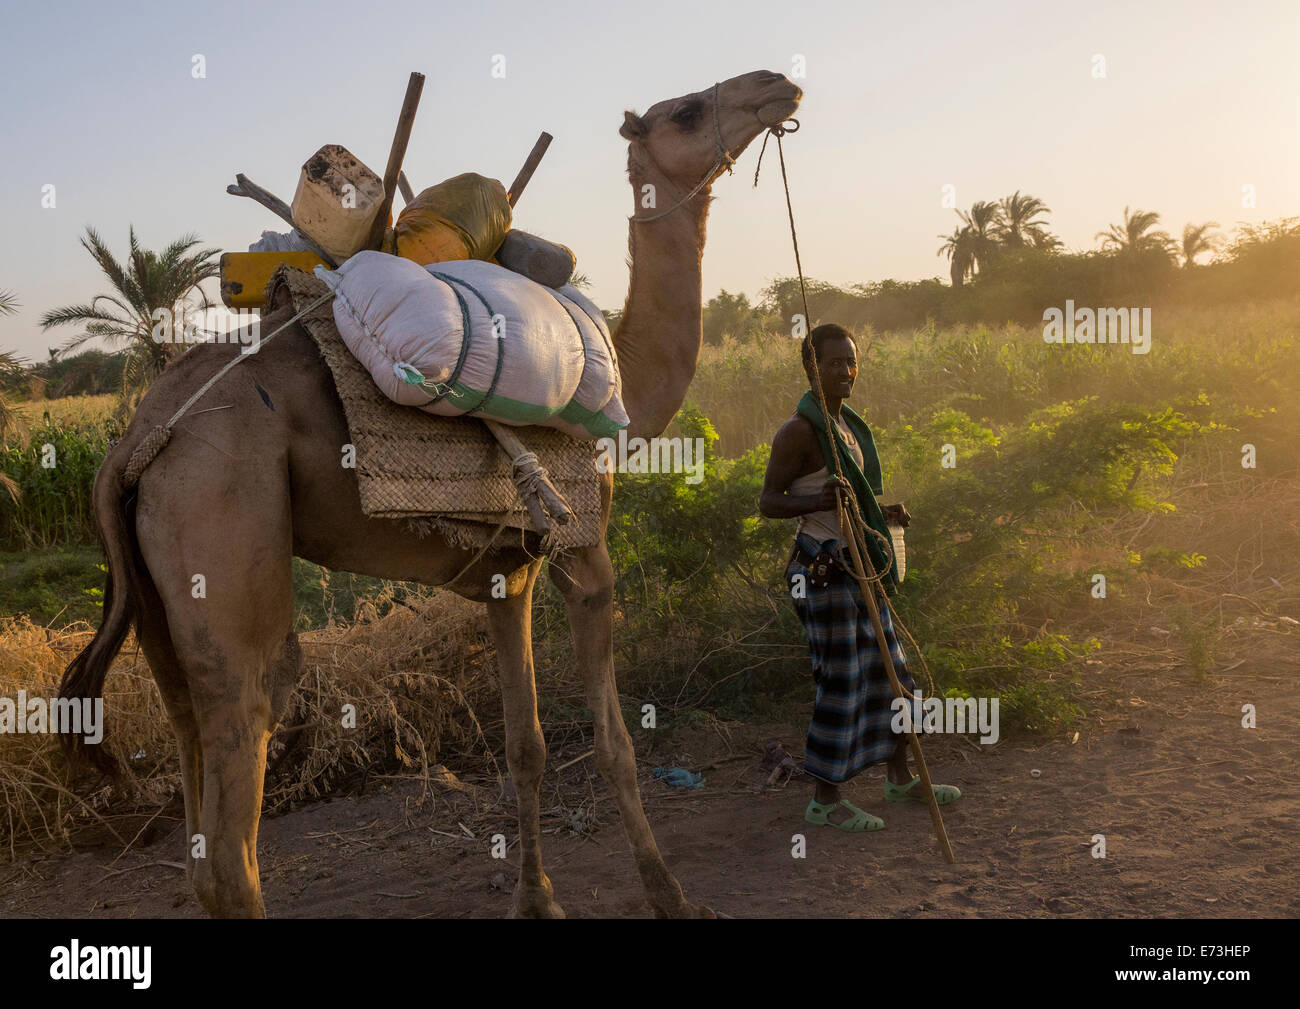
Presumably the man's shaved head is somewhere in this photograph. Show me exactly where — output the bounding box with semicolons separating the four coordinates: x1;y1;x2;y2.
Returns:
802;323;856;379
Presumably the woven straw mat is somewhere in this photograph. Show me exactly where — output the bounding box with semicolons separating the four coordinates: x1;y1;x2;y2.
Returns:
266;265;603;552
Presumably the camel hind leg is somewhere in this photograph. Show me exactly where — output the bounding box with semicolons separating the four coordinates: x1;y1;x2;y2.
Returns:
138;600;300;901
134;587;204;882
134;455;297;918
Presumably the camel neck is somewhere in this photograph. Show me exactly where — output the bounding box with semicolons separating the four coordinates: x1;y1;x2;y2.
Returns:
613;151;711;440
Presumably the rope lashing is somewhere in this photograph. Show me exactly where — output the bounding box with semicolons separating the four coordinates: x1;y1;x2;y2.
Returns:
119;291;335;490
436;447;567;587
509;449;547;500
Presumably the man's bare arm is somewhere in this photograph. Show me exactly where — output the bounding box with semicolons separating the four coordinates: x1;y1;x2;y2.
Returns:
759;417;843;518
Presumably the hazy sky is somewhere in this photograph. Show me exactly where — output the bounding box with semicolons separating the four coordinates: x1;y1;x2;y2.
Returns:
1;0;1297;360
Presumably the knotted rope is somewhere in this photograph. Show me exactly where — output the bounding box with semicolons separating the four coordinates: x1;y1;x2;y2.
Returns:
510;449;546;500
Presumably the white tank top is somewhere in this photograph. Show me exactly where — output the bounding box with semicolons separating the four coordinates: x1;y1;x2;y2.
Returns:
792;417;865;544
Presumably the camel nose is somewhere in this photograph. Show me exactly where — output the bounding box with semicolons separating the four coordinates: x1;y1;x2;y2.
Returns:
758;70;802;101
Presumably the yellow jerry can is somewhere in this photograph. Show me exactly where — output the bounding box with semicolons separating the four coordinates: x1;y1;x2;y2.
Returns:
220;251;328;309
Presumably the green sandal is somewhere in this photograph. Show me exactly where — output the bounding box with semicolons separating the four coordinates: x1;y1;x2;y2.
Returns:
805;798;885;832
885;775;962;805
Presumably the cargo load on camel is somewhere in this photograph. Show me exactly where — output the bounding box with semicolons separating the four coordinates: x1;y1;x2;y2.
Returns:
215;71;611;531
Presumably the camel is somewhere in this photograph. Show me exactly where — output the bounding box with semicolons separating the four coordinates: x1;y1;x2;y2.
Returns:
60;69;802;918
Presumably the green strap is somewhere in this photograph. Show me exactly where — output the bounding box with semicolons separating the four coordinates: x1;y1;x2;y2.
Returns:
426;270;507;418
796;390;898;595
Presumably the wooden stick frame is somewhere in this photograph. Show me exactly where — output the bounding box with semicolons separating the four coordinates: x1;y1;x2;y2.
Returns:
365;72;426;251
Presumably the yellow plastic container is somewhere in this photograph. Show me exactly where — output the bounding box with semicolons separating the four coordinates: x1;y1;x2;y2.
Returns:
220;251;328;309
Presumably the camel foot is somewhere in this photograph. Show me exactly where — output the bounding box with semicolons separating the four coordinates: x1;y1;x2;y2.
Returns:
509;881;566;919
652;897;716;919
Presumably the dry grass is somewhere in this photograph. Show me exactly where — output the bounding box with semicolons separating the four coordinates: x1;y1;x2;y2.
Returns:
1035;444;1300;694
2;463;1294;861
0;618;168;861
0;586;502;861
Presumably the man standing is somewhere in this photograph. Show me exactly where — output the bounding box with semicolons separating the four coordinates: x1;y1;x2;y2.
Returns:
759;323;961;831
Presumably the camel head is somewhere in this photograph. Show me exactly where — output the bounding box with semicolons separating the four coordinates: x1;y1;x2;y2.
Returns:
613;70;803;440
619;70;803;193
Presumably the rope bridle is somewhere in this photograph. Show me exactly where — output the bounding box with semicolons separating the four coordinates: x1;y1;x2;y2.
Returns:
628;82;742;224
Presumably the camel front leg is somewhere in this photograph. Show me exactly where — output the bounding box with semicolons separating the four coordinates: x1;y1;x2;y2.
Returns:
485;560;564;918
548;543;714;918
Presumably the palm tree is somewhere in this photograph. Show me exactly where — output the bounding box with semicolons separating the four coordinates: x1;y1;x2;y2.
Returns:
936;226;976;287
1095;207;1173;257
1030;230;1064;252
957;200;1004;273
39;226;219;410
1179;221;1220;268
996;191;1058;249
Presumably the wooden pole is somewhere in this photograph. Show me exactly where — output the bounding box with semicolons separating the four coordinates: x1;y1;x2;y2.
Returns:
483;419;575;532
836;497;955;863
366;72;426;251
507;132;553;207
398;171;415;204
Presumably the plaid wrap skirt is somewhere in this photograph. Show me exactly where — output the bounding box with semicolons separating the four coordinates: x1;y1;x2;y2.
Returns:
787;533;917;784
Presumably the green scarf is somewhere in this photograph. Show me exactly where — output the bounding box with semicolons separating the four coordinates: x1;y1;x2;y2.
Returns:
796;389;899;596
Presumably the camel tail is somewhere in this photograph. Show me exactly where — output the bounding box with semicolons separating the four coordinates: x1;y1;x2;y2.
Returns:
58;448;151;774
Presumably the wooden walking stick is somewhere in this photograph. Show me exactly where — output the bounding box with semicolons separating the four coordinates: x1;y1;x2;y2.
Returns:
834;490;956;864
759;113;956;862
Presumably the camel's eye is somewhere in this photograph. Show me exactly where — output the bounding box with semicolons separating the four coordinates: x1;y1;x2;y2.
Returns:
669;102;704;128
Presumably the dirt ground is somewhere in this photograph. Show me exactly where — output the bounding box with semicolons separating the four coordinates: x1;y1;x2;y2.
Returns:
3;640;1297;919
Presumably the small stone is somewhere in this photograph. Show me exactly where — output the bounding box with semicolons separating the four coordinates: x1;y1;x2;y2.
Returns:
1030;769;1041;778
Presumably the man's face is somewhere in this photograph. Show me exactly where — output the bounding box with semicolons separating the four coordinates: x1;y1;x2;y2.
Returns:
811;336;858;399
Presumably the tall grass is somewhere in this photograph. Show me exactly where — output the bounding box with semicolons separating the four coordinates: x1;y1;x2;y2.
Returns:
0;298;1296;855
9;394;117;430
621;297;1300;728
0;416;119;549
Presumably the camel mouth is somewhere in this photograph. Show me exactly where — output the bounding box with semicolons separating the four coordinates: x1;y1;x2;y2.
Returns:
756;98;800;127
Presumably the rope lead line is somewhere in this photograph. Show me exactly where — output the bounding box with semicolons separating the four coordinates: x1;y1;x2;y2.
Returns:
760;123;955;863
120;290;336;490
